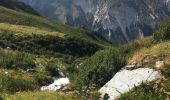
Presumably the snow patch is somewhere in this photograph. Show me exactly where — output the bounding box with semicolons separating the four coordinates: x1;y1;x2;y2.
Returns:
41;77;70;91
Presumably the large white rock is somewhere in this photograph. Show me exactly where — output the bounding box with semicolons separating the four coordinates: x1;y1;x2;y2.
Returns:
41;77;70;91
99;67;161;100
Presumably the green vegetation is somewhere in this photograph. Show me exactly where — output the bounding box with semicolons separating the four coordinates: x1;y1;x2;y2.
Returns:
0;29;100;57
69;47;126;98
119;82;166;100
154;18;170;42
0;6;109;100
0;6;109;45
0;3;170;100
3;91;73;100
0;49;35;70
75;47;125;88
0;75;38;93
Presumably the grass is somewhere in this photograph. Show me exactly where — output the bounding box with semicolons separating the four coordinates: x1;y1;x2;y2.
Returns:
0;70;38;93
128;41;170;67
0;29;101;58
119;82;166;100
2;91;73;100
0;6;109;46
0;3;169;100
0;49;35;70
0;23;65;37
163;79;170;92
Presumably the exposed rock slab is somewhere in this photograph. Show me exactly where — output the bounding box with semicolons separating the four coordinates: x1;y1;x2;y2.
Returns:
99;67;161;100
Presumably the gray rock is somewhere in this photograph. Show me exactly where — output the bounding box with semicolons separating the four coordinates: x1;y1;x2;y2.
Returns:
99;68;161;100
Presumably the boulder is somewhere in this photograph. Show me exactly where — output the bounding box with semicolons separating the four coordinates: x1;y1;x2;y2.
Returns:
99;68;161;100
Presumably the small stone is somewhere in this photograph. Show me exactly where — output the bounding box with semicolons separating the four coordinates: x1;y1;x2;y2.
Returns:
26;69;36;73
125;65;135;70
6;47;10;49
155;61;164;68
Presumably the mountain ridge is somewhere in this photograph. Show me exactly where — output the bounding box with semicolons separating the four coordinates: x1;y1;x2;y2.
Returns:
19;0;170;44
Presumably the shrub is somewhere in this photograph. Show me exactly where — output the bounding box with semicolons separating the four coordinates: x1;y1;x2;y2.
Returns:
153;18;170;42
0;49;35;70
162;67;170;78
0;96;3;100
163;79;170;92
35;74;53;86
0;30;101;58
45;62;61;77
75;47;125;89
0;75;38;93
119;82;166;100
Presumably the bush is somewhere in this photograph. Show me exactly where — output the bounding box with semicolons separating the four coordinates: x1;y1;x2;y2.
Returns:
0;96;3;100
119;37;154;57
45;62;61;77
0;30;101;58
75;47;125;89
0;75;38;93
162;67;170;78
0;49;35;70
153;18;170;42
119;82;166;100
35;74;53;86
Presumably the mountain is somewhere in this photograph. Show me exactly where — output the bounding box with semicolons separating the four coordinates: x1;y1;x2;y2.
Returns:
0;1;170;100
19;0;170;44
0;0;39;15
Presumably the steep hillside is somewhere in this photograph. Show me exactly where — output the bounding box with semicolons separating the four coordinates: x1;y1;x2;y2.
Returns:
0;0;39;15
19;0;170;44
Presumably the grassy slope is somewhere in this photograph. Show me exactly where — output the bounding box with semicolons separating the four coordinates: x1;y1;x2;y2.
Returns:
0;6;111;62
0;3;169;100
0;6;109;99
0;6;109;45
3;91;73;100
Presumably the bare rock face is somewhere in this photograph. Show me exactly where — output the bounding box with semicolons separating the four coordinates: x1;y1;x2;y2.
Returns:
18;0;170;44
99;67;161;100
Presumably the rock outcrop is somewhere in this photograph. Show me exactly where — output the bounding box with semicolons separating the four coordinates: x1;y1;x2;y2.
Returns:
99;67;161;100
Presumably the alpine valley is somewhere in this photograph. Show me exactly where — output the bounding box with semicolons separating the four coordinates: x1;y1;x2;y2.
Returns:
0;0;170;100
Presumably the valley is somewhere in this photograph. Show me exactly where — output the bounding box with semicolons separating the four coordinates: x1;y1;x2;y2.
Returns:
0;0;169;100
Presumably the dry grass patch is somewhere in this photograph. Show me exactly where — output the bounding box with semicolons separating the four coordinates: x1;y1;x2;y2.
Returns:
0;23;65;37
129;41;170;67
